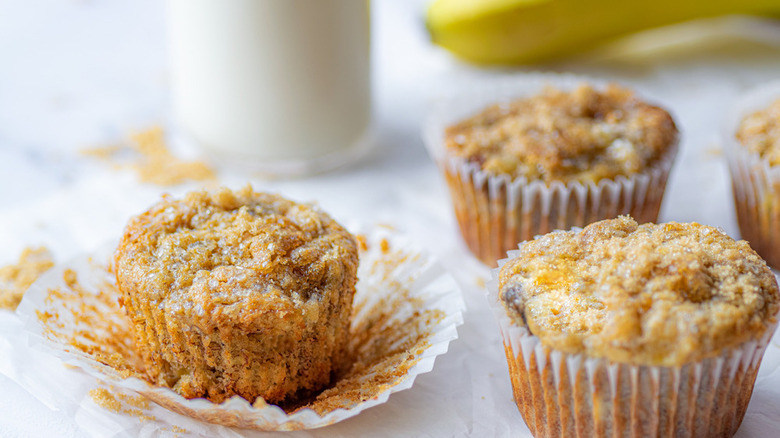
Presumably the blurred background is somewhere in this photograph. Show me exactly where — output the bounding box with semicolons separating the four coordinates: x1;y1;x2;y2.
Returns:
1;1;780;436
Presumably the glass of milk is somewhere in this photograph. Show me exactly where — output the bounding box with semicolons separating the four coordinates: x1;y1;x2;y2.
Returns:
167;0;372;176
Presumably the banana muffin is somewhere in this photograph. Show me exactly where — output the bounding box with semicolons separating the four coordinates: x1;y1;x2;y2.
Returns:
435;81;678;265
730;94;780;268
114;187;358;404
493;216;779;437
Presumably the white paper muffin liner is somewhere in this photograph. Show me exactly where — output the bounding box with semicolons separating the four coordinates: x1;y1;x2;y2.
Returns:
486;241;778;438
724;79;780;269
423;73;679;266
15;225;465;432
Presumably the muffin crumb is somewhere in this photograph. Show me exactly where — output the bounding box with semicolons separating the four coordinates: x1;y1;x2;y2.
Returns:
0;247;54;310
82;126;216;186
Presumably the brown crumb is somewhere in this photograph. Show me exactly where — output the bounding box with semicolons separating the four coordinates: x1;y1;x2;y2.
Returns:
81;126;216;186
89;386;157;423
356;235;369;252
704;145;723;157
89;388;122;413
0;247;54;310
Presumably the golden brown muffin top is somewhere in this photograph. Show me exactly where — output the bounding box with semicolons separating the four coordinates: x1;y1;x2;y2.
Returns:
499;216;779;366
445;84;678;183
737;98;780;165
114;187;358;327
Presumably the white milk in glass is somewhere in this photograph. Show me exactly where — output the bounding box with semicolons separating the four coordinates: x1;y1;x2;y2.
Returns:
167;0;371;175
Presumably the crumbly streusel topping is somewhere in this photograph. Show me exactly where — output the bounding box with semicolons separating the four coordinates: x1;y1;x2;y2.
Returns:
737;98;780;166
445;84;678;183
499;216;779;366
114;187;357;327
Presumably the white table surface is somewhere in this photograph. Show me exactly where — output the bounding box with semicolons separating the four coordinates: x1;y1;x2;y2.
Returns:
2;1;780;437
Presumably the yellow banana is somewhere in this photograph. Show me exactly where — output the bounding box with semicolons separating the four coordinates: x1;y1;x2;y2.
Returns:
426;0;780;65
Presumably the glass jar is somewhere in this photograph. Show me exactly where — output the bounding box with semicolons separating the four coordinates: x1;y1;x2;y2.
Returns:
167;0;371;176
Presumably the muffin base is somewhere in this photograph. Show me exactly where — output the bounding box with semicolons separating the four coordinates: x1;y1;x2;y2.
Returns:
121;273;354;405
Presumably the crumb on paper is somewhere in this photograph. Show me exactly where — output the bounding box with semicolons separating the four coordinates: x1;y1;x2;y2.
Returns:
89;386;157;423
0;247;54;310
38;233;447;430
41;269;142;375
704;145;723;157
474;276;486;289
355;235;368;252
89;388;122;413
81;126;216;186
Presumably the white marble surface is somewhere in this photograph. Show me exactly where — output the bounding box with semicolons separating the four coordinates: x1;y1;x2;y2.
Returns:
1;0;780;437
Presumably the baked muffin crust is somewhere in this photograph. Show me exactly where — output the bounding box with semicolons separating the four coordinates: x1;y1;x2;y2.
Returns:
115;187;358;403
445;84;678;183
737;97;780;165
499;216;779;366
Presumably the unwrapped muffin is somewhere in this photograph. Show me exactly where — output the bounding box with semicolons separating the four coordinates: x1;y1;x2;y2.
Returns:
426;78;679;266
727;81;780;269
491;216;779;437
114;187;358;404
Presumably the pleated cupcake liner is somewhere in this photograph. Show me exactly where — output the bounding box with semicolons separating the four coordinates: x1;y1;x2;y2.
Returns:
16;225;465;431
724;80;780;269
487;245;777;438
424;73;678;266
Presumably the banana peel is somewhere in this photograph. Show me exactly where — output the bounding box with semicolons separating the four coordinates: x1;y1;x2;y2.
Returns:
426;0;780;65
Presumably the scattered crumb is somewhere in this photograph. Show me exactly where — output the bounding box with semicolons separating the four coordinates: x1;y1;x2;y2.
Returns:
81;126;216;186
89;386;156;423
355;235;368;252
704;145;723;157
474;276;486;289
81;144;124;160
0;247;54;310
89;388;122;413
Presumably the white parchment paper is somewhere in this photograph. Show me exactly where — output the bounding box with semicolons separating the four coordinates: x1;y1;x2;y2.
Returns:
7;225;464;437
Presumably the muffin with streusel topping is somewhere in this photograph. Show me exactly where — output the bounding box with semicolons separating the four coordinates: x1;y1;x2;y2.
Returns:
491;216;779;438
727;84;780;269
426;79;678;266
114;187;358;404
